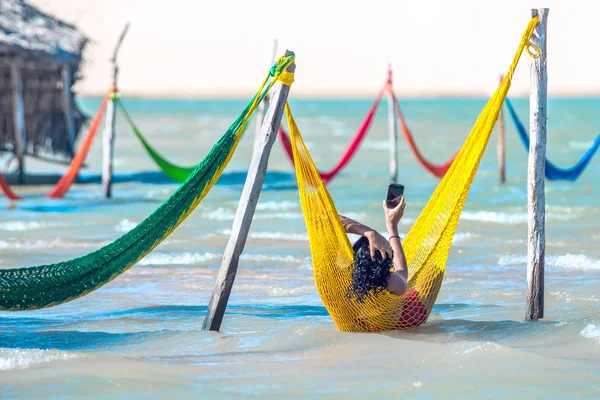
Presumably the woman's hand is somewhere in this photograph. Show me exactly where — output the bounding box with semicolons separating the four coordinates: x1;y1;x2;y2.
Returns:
364;230;392;260
382;195;406;230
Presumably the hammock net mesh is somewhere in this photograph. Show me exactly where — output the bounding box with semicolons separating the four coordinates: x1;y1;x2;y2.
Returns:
286;19;538;331
0;55;295;310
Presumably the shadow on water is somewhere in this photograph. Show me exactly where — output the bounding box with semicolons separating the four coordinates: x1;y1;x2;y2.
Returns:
0;330;154;351
0;304;329;351
93;304;329;319
385;317;561;346
5;170;297;187
77;170;298;189
3;170;298;212
431;302;503;312
2;303;562;351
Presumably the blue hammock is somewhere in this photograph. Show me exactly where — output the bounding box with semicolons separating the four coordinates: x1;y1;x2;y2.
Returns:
505;98;600;181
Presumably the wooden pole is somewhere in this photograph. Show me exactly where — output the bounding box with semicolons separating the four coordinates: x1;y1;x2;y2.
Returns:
11;62;26;184
497;74;506;184
102;94;117;198
102;23;129;198
62;63;77;155
203;51;295;332
254;39;279;150
387;64;398;183
525;8;548;321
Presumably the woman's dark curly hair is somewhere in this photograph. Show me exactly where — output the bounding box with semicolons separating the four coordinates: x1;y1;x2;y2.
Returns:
347;235;393;303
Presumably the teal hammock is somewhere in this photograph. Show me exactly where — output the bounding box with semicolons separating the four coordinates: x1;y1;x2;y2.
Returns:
0;55;295;311
505;98;600;181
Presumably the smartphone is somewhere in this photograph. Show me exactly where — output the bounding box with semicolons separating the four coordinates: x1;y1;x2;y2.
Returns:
386;183;405;208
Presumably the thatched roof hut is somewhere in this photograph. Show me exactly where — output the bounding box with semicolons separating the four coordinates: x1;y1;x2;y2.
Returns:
0;0;88;180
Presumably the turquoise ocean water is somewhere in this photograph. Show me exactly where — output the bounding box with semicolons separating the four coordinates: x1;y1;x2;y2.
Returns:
1;95;599;398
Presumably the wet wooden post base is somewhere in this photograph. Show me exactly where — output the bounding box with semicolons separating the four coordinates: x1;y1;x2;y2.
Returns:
254;39;279;150
203;51;295;332
387;64;398;183
11;62;26;184
497;74;506;184
102;23;130;198
525;8;549;321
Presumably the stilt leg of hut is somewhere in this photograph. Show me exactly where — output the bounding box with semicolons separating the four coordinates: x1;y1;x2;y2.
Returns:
62;64;77;155
11;63;26;184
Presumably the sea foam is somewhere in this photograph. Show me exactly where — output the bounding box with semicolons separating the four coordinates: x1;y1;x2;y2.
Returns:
0;348;81;371
498;253;600;271
0;221;46;231
220;229;308;241
580;324;600;343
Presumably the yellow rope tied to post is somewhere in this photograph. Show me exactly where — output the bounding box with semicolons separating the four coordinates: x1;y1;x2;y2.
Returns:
525;41;541;59
278;71;295;86
230;54;296;134
285;16;539;332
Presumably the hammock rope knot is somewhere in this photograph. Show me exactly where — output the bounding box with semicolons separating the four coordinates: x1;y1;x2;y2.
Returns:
270;55;296;77
525;41;541;59
277;71;295;86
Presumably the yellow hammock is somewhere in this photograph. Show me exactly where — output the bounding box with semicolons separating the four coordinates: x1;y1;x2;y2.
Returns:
285;17;540;332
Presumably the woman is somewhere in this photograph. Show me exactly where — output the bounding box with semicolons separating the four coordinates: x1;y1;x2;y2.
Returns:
339;195;408;302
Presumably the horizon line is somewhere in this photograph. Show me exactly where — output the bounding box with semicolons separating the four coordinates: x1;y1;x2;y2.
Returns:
75;89;600;100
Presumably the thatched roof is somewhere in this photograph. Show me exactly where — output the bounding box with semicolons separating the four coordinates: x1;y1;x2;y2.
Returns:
0;0;87;64
0;0;88;161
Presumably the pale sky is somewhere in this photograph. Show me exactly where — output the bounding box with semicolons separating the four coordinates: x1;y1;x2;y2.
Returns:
30;0;600;98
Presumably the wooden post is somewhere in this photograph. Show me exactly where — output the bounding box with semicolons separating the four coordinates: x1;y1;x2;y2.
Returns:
497;74;506;184
62;63;77;154
102;93;117;198
525;8;548;321
203;51;295;332
254;39;278;150
387;64;398;183
11;62;26;184
102;23;129;198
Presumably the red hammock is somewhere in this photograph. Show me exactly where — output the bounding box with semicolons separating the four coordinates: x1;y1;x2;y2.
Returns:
0;89;111;201
391;91;457;178
278;83;387;183
46;90;111;198
0;174;20;201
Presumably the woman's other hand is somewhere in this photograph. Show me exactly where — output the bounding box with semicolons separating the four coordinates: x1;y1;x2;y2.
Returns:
364;230;392;260
382;195;406;229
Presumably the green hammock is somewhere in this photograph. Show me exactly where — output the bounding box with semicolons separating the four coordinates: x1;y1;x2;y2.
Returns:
0;55;295;311
118;99;196;182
